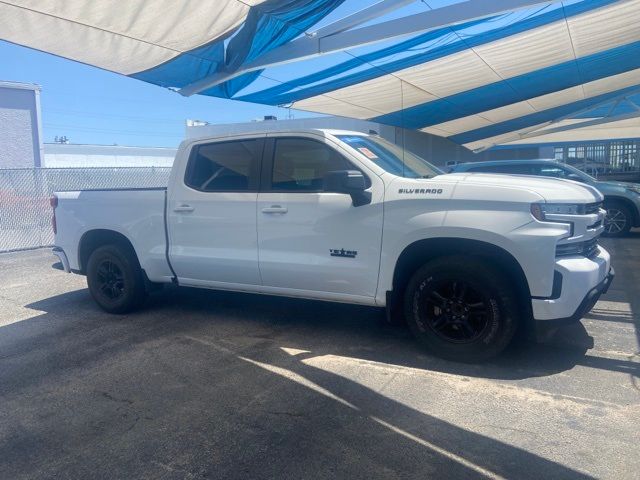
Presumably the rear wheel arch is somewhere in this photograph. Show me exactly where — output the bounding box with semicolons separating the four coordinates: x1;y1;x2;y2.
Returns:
78;229;141;274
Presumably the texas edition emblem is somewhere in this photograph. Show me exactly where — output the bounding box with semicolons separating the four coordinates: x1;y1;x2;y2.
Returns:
330;248;357;258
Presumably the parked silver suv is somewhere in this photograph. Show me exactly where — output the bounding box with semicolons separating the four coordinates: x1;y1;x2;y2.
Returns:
450;159;640;237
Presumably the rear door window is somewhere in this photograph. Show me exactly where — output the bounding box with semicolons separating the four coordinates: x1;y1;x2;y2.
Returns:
185;139;261;192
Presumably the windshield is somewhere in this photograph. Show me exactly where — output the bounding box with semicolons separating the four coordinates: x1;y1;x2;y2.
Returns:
336;135;444;179
562;163;596;183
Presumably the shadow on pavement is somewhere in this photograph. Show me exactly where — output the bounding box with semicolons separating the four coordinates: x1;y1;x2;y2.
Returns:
154;287;635;381
0;287;599;479
17;282;630;383
600;233;640;390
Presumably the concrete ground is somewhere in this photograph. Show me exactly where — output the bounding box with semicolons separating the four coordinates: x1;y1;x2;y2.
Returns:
0;238;638;480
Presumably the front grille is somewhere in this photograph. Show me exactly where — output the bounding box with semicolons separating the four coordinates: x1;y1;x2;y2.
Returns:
584;202;602;215
556;237;600;258
584;238;599;258
589;220;602;230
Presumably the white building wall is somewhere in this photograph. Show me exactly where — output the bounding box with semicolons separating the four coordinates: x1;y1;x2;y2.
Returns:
43;144;177;167
0;81;43;168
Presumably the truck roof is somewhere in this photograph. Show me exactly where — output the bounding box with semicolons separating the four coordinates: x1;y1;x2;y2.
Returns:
184;128;370;144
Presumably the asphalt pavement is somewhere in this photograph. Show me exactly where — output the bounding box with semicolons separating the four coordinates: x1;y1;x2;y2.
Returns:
0;236;638;479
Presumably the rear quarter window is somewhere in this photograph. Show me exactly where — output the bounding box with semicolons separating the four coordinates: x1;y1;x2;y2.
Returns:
185;139;260;192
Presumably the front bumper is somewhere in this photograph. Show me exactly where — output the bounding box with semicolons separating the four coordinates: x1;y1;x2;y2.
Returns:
532;247;612;323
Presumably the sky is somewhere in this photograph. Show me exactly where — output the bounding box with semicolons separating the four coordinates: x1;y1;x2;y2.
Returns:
0;0;461;148
0;39;317;148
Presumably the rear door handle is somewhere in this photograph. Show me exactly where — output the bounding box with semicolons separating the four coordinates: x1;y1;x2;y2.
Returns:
174;204;195;213
261;205;288;214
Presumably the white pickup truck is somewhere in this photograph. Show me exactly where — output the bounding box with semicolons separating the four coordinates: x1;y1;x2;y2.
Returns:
51;129;613;362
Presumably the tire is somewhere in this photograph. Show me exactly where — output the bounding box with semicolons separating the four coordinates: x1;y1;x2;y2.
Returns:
403;255;519;363
602;201;633;237
86;244;146;314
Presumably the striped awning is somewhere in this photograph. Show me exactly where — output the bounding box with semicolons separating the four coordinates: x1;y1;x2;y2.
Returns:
487;92;640;146
2;0;639;150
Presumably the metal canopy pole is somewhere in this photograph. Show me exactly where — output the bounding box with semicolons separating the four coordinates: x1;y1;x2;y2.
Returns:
510;89;640;140
474;89;640;151
312;0;417;38
515;110;640;141
179;0;562;96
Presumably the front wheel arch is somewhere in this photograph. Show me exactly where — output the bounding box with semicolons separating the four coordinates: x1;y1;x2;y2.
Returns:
392;238;531;301
388;238;533;334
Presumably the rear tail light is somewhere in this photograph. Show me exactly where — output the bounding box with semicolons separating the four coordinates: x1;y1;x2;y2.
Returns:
50;195;58;234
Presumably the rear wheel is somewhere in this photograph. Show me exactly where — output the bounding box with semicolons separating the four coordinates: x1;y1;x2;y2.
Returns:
403;256;519;362
603;201;632;237
86;244;146;313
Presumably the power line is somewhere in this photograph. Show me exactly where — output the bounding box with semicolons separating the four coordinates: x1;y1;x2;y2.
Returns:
43;88;180;105
43;122;183;137
46;108;186;123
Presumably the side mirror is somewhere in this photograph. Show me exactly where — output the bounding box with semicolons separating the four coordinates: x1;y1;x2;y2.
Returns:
567;173;583;182
324;170;371;207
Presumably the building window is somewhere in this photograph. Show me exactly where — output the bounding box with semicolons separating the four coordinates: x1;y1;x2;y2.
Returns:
551;140;639;177
609;141;638;172
554;147;564;161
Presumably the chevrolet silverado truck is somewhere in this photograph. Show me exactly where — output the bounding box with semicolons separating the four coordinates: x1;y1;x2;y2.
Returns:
51;129;614;362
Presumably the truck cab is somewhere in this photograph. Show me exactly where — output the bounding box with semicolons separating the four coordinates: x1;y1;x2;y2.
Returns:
51;129;614;362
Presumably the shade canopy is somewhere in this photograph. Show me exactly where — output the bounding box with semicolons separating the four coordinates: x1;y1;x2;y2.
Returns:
2;0;639;150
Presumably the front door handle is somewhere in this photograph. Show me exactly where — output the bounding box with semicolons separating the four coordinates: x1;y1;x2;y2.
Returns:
174;204;195;213
261;205;288;214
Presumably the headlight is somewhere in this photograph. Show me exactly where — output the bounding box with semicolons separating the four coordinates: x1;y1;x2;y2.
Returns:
531;203;584;221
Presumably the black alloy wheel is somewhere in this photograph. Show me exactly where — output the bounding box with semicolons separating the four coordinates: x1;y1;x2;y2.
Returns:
423;280;491;344
86;244;146;313
96;260;126;300
404;255;519;362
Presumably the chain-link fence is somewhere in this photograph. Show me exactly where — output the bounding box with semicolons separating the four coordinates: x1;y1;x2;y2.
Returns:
0;167;171;252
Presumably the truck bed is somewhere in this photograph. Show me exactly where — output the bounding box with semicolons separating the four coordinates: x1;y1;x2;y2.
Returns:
53;188;174;282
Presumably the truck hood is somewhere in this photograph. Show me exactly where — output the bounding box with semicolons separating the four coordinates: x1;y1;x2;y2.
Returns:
444;172;603;203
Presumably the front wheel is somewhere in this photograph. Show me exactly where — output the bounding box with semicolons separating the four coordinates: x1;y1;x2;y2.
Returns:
603;202;632;237
86;244;146;314
403;256;519;363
